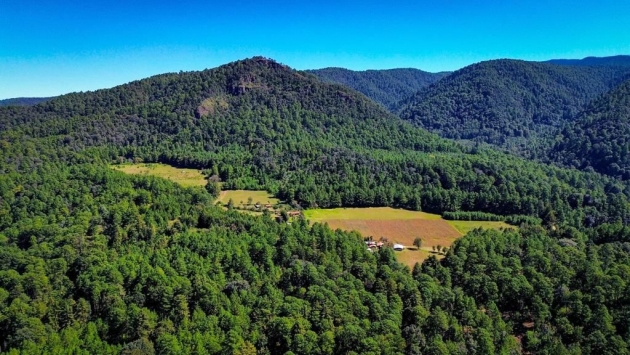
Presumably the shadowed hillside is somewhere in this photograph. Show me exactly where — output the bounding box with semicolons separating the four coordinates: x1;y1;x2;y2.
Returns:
550;78;630;178
398;59;630;155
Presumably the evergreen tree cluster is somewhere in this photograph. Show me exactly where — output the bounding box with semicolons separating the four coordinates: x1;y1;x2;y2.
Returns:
441;211;541;226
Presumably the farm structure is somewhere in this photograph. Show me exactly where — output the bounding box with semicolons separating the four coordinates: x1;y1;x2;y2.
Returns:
365;240;385;251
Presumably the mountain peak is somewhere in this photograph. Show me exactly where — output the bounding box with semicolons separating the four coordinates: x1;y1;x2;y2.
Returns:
227;56;289;71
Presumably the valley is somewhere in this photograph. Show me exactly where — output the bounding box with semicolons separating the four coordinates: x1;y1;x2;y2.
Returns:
1;56;630;354
307;67;450;110
110;163;514;267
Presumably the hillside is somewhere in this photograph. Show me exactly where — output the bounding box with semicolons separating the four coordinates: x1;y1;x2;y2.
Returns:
550;78;630;178
398;59;630;155
0;57;457;165
2;57;630;353
2;57;628;223
307;67;449;110
0;96;53;107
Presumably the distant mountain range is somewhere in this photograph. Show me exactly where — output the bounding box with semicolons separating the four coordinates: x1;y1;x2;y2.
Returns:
5;55;628;111
4;55;630;168
0;96;54;107
306;67;449;110
397;58;630;155
545;55;630;67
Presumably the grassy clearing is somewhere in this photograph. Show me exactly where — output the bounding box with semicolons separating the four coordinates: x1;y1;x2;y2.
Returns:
111;165;276;217
217;190;280;207
446;220;513;235
396;248;444;266
304;207;442;221
111;163;206;187
326;218;460;267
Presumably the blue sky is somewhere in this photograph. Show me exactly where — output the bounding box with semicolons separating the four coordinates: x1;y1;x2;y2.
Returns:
1;0;629;99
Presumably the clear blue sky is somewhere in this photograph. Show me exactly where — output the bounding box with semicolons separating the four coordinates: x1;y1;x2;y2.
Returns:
1;0;629;99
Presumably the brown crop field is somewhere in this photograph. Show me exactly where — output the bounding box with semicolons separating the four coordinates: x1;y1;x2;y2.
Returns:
323;219;461;248
306;207;512;268
322;218;461;267
396;249;440;266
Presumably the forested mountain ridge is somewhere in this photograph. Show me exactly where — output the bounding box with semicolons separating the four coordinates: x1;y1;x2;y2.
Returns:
549;78;630;178
306;67;449;110
1;57;451;152
2;57;630;227
2;56;630;353
398;59;630;155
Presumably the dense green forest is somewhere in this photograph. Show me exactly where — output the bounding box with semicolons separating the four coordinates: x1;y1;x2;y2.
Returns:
307;68;449;110
398;59;630;155
3;164;628;354
549;78;630;179
2;57;630;354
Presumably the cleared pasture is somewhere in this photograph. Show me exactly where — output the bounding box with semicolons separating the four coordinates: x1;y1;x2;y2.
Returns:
396;249;443;265
217;190;280;207
305;207;442;221
111;163;206;187
447;220;513;235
